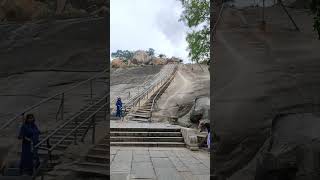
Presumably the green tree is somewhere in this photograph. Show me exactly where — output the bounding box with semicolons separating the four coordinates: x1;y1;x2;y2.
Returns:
179;0;210;63
111;50;134;62
310;0;320;39
147;48;155;56
158;54;166;58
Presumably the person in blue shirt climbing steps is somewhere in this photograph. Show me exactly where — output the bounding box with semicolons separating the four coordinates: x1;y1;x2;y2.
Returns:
18;113;40;175
116;97;123;119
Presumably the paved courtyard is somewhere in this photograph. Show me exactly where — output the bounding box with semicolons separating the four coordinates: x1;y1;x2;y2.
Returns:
110;147;210;180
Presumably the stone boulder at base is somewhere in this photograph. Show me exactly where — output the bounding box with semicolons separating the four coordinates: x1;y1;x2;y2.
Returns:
167;57;182;64
111;58;126;68
151;57;167;65
132;50;151;65
190;96;210;124
0;0;35;21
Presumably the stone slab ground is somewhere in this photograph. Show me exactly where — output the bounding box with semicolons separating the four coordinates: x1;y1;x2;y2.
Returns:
110;147;210;180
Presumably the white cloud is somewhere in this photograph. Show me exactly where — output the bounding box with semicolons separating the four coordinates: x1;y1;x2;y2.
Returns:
110;0;190;63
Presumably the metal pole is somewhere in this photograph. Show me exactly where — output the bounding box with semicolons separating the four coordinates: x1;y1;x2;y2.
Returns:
90;80;93;104
105;98;107;121
74;118;77;145
61;93;64;121
262;0;266;26
279;0;300;31
92;115;95;144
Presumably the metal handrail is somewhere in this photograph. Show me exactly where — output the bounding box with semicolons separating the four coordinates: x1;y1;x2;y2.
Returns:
149;66;178;121
34;94;108;149
32;100;107;179
123;65;176;110
110;72;158;113
47;103;107;151
0;69;107;129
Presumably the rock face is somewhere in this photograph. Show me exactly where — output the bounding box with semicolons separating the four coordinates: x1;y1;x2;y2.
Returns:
111;58;126;68
132;50;151;65
190;97;210;124
0;0;35;21
213;7;320;180
150;57;167;65
0;0;108;22
167;57;183;64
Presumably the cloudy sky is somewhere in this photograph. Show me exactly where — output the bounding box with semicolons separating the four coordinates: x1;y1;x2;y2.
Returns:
110;0;190;63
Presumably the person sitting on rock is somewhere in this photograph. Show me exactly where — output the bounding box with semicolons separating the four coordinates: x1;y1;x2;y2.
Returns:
116;97;123;119
18;113;40;175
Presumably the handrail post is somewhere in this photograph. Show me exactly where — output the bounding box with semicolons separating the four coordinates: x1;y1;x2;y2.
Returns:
61;93;64;121
92;115;96;144
90;79;93;104
105;97;107;121
74;118;77;145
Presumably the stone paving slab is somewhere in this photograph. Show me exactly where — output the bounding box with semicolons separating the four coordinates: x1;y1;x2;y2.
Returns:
111;120;182;129
110;147;210;180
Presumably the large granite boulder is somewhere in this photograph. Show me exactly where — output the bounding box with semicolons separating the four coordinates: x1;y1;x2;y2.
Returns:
150;57;167;65
190;97;210;124
132;50;151;65
0;0;35;21
111;58;126;68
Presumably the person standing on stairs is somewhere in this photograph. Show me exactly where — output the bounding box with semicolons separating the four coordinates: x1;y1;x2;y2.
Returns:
18;113;40;175
116;97;123;119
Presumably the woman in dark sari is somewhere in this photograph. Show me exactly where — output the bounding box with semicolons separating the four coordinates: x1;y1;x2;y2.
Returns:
116;97;123;118
18;114;40;175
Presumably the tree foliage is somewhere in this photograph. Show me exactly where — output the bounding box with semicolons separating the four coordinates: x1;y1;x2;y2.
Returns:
111;48;157;62
111;50;134;62
310;0;320;39
158;54;166;58
179;0;210;63
147;48;155;56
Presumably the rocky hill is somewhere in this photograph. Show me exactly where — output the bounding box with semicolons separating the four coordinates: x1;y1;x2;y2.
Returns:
111;50;183;68
0;0;108;22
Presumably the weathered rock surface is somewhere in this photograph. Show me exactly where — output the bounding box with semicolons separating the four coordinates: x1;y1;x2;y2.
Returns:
150;57;167;65
0;0;108;22
190;97;210;124
213;6;320;180
132;50;151;65
111;58;126;68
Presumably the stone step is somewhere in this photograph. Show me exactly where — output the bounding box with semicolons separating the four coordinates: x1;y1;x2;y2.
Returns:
131;113;150;118
95;144;109;149
110;132;182;137
88;147;109;156
110;128;181;132
86;154;109;164
54;129;86;136
111;136;184;142
39;143;68;151
135;110;151;113
49;139;73;145
131;118;149;122
17;150;63;160
74;162;109;176
110;142;185;147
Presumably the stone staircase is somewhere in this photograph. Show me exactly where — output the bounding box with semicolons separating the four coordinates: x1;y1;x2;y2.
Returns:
128;69;174;122
1;95;108;178
38;96;107;151
73;135;109;176
110;127;185;147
